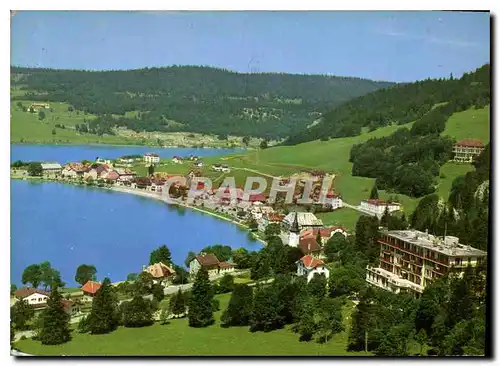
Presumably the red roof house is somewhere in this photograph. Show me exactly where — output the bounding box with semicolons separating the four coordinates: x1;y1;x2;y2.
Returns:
81;281;102;296
298;237;322;256
455;139;485;148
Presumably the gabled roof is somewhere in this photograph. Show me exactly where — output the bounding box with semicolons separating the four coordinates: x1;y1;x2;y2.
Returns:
298;238;322;255
81;281;101;295
64;162;89;173
265;213;285;222
300;226;348;239
218;261;237;269
14;287;49;299
298;255;326;269
455;139;484;148
195;254;220;267
145;262;176;278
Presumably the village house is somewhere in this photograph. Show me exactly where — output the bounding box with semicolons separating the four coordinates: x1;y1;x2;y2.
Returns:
189;253;237;278
132;177;152;190
14;288;80;315
359;199;401;218
258;212;285;232
216;187;244;206
172;156;183;164
81;280;102;299
189;253;221;278
366;229;487;296
296;255;330;282
221;164;231;173
144;153;160;164
41;162;62;177
282;211;324;232
148;178;166;192
104;170;120;184
84;164;111;181
194;161;203;167
300;226;349;245
115;168;137;182
212;164;222;172
28;103;50;112
143;262;176;286
14;288;50;306
452;139;485;163
324;191;343;210
96;158;113;166
61;162;89;179
298;237;323;257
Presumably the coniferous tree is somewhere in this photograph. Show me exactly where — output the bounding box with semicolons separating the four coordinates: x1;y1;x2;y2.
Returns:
221;284;254;327
39;286;71;345
307;273;327;300
347;288;376;351
149;245;172;265
369;181;379;199
381;206;390;228
88;277;119;334
122;295;154;328
169;288;187;318
217;274;235;294
10;299;35;330
188;267;214;327
249;285;285;332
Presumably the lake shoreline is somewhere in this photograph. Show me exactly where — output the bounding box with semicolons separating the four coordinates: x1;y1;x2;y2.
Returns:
11;175;266;245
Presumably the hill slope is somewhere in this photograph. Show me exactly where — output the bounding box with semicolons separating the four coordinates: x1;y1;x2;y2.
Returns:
10;66;393;140
285;64;490;145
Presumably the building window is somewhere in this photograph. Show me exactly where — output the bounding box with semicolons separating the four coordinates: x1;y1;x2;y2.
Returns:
455;258;460;266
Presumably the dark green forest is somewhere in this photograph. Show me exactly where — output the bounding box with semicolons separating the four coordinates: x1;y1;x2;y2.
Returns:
11;66;393;139
285;64;490;145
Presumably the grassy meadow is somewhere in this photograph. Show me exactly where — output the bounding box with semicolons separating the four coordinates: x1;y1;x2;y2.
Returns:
14;293;368;356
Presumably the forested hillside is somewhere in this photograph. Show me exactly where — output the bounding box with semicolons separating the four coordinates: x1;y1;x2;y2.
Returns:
10;66;393;139
285;64;490;145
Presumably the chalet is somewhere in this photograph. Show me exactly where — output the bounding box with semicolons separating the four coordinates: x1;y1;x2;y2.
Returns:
81;281;102;297
61;163;89;178
194;161;203;167
190;253;221;278
453;139;485;163
144;153;160;164
40;162;62;177
360;199;401;217
212;164;222;172
296;255;330;283
14;288;50;306
143;262;176;285
282;212;323;232
221;164;231;173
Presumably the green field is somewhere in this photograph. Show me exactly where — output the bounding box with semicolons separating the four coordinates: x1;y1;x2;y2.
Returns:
10;99;138;145
443;105;490;144
316;208;363;231
14;293;368;356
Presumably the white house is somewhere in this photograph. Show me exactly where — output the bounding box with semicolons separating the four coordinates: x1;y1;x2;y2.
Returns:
144;153;160;164
296;255;330;283
14;288;49;306
221;165;231;173
194;161;203;167
172;156;183;164
359;199;401;217
325;192;343;210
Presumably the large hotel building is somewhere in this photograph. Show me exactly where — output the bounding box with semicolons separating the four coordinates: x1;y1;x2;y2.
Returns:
366;229;487;295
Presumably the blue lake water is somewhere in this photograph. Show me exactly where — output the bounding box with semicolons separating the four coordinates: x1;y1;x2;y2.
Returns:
10;144;242;164
10;145;258;287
